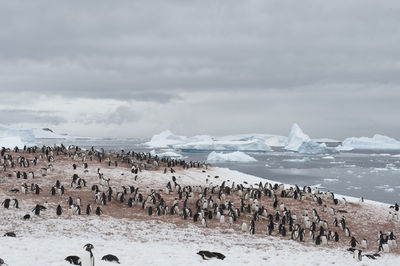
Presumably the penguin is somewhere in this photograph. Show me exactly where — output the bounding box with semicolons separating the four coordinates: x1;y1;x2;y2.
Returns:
241;222;248;232
101;254;120;264
95;206;102;216
249;220;255;235
345;227;351;237
197;251;225;260
13;199;19;208
353;249;362;261
4;232;16;237
65;255;81;265
361;239;368;249
83;244;95;266
32;204;46;216
202;217;207;228
0;258;8;266
56;205;62;216
1;199;10;209
86;204;92;215
23;214;31;220
350;236;358;247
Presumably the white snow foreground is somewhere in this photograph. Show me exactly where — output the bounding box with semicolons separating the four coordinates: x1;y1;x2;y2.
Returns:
145;130;283;151
207;151;257;162
339;134;400;150
285;124;338;154
0;167;398;266
1;215;388;266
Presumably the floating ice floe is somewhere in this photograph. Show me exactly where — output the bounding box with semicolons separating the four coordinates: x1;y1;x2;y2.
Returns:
284;124;338;154
339;134;400;150
283;157;310;163
324;178;339;182
375;184;395;192
206;151;257;162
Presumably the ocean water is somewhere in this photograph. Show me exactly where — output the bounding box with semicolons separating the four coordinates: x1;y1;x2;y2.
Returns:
37;138;400;204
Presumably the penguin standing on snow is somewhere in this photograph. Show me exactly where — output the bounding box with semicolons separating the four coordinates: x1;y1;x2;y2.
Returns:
83;244;95;266
249;220;255;234
0;258;9;266
86;204;92;215
56;205;62;216
95;206;102;216
101;254;120;264
350;236;358;248
65;255;81;265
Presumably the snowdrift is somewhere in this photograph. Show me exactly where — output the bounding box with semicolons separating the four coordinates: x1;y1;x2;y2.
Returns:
206;151;257;162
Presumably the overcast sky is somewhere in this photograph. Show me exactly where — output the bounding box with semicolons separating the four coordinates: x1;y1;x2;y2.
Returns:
0;0;399;139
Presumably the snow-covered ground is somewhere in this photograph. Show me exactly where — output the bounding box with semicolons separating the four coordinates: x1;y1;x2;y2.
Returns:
1;161;398;266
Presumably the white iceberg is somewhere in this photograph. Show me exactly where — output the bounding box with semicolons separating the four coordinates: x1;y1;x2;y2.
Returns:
0;124;36;147
150;149;184;159
206;151;257;162
284;124;337;154
218;134;288;147
145;130;187;148
146;130;274;152
285;123;311;151
176;138;272;152
339;134;400;150
0;136;26;149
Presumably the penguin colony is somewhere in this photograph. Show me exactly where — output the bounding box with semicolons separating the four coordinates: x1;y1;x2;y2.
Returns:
0;144;399;263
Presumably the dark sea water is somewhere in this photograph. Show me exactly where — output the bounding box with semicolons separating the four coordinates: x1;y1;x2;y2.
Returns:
37;138;400;204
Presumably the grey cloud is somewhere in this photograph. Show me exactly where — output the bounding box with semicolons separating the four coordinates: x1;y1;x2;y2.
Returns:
76;105;140;125
0;1;399;138
0;109;66;125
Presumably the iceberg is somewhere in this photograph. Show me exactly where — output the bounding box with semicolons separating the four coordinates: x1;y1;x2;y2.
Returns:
217;134;288;147
284;124;338;154
206;151;257;162
145;130;274;152
145;130;187;148
149;149;184;159
0;136;26;149
339;134;400;150
285;123;311;151
0;124;36;147
175;138;272;152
